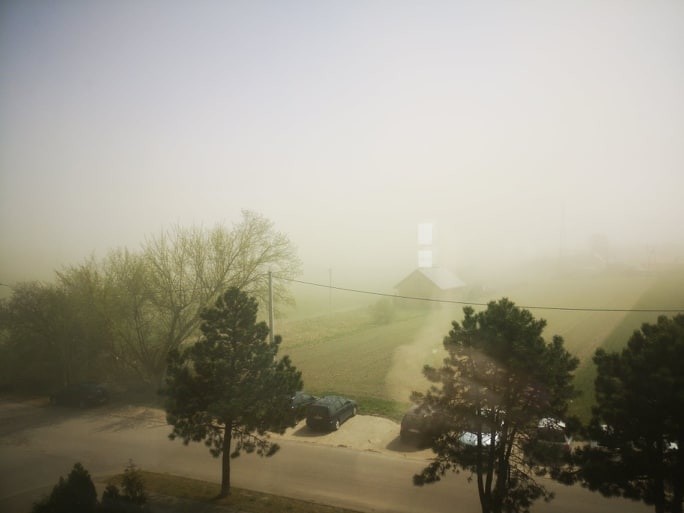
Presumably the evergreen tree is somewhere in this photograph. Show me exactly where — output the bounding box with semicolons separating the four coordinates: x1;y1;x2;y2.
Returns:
31;462;98;513
573;314;684;513
412;298;579;513
100;460;150;513
164;287;302;497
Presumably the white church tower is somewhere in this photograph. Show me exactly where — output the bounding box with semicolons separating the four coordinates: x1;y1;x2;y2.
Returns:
418;222;433;268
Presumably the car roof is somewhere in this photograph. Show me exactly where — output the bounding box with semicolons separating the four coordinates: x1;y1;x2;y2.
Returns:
316;395;344;405
538;417;566;430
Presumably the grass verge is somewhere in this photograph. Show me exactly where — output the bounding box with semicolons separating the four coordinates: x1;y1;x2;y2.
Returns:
354;395;408;422
312;393;408;422
107;471;364;513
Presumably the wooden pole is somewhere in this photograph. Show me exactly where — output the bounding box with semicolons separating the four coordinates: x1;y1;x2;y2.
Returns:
268;270;274;343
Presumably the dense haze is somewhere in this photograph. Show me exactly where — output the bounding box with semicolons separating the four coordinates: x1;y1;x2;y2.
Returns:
1;0;683;295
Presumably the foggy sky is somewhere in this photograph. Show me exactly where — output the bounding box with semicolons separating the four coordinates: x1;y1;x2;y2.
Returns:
1;0;683;291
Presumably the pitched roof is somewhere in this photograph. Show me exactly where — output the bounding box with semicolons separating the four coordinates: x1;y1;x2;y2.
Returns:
395;267;466;291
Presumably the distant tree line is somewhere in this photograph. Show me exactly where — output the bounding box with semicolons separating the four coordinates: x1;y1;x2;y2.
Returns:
0;211;300;392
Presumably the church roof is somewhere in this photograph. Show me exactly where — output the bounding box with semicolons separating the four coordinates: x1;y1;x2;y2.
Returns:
395;267;466;291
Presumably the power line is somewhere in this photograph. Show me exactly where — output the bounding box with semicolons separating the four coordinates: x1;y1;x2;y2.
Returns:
278;277;684;314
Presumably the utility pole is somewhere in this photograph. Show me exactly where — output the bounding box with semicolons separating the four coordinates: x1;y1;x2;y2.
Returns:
0;282;11;298
268;270;274;344
558;202;566;272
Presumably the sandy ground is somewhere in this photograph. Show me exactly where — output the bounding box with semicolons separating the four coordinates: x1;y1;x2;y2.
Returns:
384;308;455;402
0;399;432;513
101;403;434;459
275;414;430;456
0;399;654;513
0;397;433;458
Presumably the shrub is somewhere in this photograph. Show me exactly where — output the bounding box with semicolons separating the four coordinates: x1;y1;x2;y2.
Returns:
32;461;150;513
120;461;148;506
32;462;98;513
100;461;149;513
370;298;395;324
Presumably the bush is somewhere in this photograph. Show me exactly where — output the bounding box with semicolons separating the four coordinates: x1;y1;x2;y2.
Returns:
32;462;98;513
370;298;395;324
101;461;149;512
121;461;148;506
32;461;149;513
100;485;122;513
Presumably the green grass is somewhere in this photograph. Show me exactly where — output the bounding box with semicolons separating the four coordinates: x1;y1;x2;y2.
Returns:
277;263;684;425
278;281;378;320
569;266;684;421
353;396;410;422
107;471;364;513
312;393;409;422
278;304;438;402
466;264;684;422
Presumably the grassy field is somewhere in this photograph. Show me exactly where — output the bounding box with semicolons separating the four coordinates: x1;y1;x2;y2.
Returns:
479;267;670;421
277;304;440;419
276;263;684;423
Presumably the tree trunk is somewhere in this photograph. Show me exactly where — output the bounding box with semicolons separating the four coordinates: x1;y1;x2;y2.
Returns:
654;465;665;513
220;424;232;497
673;429;684;513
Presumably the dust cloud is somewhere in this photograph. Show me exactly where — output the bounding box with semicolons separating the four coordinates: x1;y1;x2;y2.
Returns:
385;308;457;403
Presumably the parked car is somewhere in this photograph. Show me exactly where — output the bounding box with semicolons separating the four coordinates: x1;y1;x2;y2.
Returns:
458;408;503;448
306;395;357;431
49;383;109;408
459;430;499;447
400;404;444;444
291;391;318;420
537;417;572;446
523;417;574;463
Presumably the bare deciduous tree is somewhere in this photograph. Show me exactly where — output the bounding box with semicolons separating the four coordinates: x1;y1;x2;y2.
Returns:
67;211;300;387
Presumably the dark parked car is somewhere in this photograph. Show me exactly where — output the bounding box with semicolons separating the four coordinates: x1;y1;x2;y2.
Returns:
49;383;109;408
400;404;444;444
524;417;572;463
306;395;357;431
459;408;503;448
537;417;571;446
291;391;318;420
459;430;499;447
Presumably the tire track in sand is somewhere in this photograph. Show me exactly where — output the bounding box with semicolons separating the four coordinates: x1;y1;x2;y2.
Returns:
384;308;460;403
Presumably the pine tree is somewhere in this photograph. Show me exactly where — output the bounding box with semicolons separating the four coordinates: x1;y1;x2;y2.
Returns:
31;462;98;513
164;287;302;497
574;314;684;513
412;298;579;513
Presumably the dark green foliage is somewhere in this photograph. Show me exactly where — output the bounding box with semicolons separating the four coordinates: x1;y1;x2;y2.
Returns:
120;460;147;506
31;462;98;513
412;298;579;513
164;287;303;497
1;271;110;391
572;314;684;513
101;460;150;512
370;298;395;325
32;461;150;513
99;485;123;513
